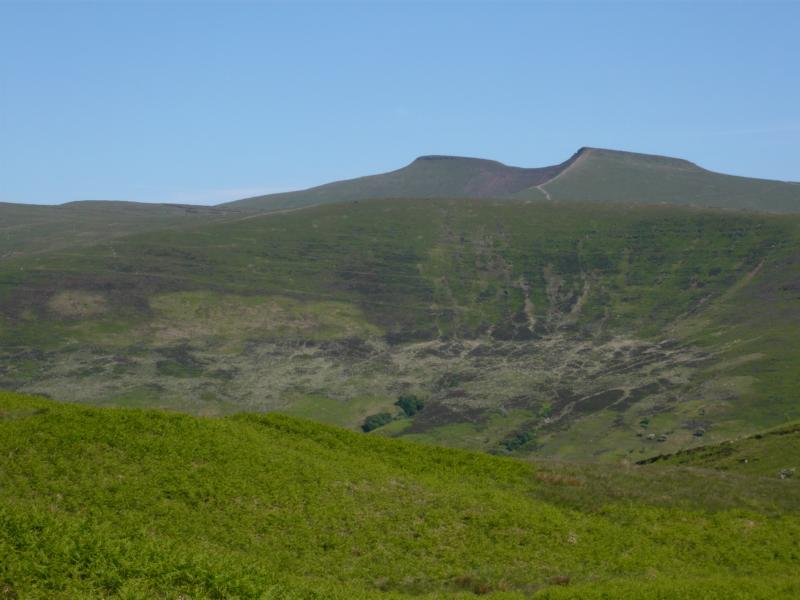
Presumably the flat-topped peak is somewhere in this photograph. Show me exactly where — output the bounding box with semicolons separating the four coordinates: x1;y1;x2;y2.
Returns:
575;146;702;170
224;146;800;213
415;154;470;161
411;155;503;165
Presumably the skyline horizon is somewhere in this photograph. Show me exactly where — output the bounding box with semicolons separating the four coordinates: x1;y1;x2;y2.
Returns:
4;143;800;207
2;2;798;206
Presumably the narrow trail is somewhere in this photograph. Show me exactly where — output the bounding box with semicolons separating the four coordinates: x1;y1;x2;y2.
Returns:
533;148;591;202
536;184;552;201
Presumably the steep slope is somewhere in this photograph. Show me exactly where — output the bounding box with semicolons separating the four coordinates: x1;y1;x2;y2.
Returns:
538;147;800;212
1;199;798;460
0;200;248;259
226;153;579;210
2;391;799;598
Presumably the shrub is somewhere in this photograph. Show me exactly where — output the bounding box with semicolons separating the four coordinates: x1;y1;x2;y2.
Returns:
361;412;394;432
395;395;425;417
498;431;537;453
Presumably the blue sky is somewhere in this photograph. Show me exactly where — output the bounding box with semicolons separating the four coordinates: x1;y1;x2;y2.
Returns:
1;1;798;205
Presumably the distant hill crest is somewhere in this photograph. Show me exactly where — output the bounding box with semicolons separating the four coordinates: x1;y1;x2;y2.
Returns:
225;146;799;213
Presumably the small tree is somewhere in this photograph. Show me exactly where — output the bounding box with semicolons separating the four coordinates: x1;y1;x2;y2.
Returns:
395;394;425;417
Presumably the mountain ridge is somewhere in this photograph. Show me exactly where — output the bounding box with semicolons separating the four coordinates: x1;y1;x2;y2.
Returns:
225;149;582;210
4;147;798;211
226;147;800;213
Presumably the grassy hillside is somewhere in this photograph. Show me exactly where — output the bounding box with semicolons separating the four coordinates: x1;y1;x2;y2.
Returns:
226;154;573;210
641;420;800;477
1;198;799;460
0;200;248;259
1;391;799;599
227;147;800;213
539;148;800;212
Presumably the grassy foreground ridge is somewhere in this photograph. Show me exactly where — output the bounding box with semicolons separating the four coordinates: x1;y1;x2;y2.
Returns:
1;391;799;598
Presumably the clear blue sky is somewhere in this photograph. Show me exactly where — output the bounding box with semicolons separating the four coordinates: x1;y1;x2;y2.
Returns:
1;1;798;205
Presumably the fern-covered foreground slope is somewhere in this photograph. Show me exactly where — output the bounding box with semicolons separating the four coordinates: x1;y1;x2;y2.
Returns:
1;391;799;599
1;199;799;460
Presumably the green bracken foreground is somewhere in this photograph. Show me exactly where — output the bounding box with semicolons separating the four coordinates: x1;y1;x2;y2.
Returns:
1;391;799;599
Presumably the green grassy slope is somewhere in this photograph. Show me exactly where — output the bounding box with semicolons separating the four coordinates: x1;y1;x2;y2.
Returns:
228;147;800;213
539;148;800;212
1;199;798;460
226;154;569;210
641;421;800;477
0;200;248;259
1;391;799;599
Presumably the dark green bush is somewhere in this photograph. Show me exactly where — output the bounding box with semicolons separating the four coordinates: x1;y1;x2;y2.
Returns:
361;412;394;432
499;431;536;453
395;394;425;417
